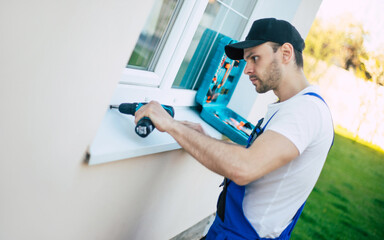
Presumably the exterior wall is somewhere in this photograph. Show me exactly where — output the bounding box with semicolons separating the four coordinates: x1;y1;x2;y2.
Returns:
0;1;221;239
0;0;321;239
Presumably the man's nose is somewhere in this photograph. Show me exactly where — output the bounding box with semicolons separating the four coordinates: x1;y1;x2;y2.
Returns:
244;62;253;75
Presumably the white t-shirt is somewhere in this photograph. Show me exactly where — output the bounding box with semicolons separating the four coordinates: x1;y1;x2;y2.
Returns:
243;85;334;238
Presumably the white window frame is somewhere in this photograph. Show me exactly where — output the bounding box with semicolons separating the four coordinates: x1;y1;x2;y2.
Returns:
117;0;261;106
120;0;208;93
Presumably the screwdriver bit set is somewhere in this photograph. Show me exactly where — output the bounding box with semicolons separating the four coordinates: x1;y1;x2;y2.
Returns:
191;29;255;145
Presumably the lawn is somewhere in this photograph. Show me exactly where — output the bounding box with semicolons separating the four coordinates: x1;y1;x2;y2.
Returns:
292;133;384;239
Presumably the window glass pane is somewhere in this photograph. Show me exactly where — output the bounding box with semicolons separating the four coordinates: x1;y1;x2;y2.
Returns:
221;0;257;18
172;0;257;90
127;0;179;71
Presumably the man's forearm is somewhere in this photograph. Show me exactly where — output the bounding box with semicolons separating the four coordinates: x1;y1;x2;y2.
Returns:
133;101;298;185
166;120;248;182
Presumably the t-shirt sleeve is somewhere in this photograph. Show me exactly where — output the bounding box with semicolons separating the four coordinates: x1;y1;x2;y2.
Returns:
266;100;322;154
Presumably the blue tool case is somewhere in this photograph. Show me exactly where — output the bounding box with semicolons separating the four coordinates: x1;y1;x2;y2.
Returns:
189;29;255;145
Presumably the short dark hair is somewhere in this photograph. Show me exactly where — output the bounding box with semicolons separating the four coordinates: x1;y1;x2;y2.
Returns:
269;42;304;69
294;48;304;68
270;42;281;53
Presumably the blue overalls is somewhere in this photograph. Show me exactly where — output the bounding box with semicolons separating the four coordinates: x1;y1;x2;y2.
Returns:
205;92;332;240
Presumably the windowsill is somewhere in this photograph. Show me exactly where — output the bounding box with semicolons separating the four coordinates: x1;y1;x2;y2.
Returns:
88;106;224;165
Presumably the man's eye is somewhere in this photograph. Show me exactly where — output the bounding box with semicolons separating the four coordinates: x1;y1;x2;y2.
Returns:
252;56;258;62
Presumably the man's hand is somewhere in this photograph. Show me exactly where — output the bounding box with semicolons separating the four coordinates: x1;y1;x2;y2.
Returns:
134;101;175;133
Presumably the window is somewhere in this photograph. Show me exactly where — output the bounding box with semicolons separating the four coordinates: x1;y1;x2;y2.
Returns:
120;0;258;98
89;0;319;164
90;0;261;165
127;0;180;71
173;0;257;90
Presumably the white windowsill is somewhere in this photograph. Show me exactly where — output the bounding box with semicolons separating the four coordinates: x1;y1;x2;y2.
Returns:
88;106;224;165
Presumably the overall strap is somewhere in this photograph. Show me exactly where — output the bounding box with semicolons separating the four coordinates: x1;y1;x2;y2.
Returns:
304;92;327;104
304;92;334;147
263;110;279;131
218;110;279;222
216;92;333;234
248;91;325;148
246;110;279;148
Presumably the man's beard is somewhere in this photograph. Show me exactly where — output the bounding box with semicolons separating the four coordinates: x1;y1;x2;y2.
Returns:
252;59;282;94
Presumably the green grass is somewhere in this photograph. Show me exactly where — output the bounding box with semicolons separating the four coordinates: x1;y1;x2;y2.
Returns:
292;133;384;240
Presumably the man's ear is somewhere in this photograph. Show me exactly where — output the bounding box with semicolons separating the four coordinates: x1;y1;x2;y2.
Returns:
281;43;294;64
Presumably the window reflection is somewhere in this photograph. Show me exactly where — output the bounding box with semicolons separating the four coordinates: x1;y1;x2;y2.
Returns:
127;0;179;71
172;0;257;89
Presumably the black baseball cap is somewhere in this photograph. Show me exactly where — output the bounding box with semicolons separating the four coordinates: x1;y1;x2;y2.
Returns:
225;18;305;60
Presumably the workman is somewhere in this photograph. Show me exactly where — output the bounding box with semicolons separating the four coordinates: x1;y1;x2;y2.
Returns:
134;18;334;240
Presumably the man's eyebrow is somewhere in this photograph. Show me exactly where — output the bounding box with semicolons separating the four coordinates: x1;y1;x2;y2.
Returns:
244;52;253;60
244;52;256;60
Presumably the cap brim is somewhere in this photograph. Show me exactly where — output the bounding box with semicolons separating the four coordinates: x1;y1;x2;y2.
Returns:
225;40;266;60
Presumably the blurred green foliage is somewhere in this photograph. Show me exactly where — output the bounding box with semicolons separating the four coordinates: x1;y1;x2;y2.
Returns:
303;18;384;86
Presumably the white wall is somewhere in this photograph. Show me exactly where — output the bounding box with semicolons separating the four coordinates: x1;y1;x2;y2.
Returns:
0;1;221;239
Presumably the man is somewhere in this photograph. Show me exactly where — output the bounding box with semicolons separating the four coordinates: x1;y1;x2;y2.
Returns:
135;18;334;239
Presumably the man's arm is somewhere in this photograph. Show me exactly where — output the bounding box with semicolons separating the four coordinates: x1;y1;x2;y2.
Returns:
135;101;299;185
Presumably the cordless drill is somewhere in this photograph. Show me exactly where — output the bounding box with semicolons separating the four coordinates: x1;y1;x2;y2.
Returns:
110;103;175;138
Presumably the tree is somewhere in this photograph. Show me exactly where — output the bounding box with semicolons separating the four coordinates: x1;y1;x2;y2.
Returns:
303;15;377;84
304;15;384;147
